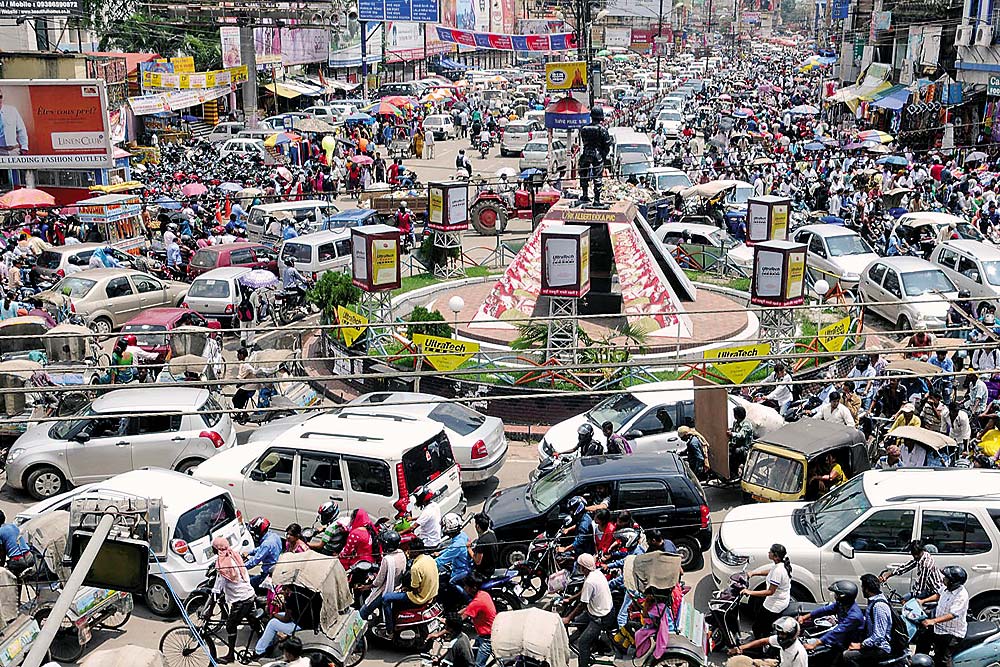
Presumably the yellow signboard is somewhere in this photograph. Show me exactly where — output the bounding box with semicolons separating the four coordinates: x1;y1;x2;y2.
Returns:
412;334;480;372
704;343;772;384
171;56;195;73
786;250;806;302
819;316;852;353
337;306;368;347
142;65;249;90
772;204;789;240
372;240;398;286
545;62;588;92
428;188;444;225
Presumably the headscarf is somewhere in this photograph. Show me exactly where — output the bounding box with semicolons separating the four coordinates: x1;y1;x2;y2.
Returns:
213;536;248;583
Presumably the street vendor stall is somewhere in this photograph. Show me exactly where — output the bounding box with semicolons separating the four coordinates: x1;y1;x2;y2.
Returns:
74;194;149;256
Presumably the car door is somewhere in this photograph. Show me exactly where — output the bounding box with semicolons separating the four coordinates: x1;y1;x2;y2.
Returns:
126;413;185;470
64;415;131;484
241;448;297;528
624;406;683;454
295;450;348;524
862;263;888;316
616;479;676;532
808;234;836;277
880;269;904;325
133;274;169;310
228;247;256;270
918;507;998;601
342;456;394;518
102;276;140;326
957;254;990;300
250;246;278;273
822;508;916;599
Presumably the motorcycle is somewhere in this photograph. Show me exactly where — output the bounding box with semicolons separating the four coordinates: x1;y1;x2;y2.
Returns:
478;139;490;159
266;285;317;326
508;517;575;605
902;597;1000;667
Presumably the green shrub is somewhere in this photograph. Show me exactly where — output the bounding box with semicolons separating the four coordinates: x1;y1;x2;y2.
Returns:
306;271;362;325
406;306;453;339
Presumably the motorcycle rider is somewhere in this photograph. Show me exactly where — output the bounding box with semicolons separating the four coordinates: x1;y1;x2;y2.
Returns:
436;512;472;603
411;486;443;550
244;516;283;589
563;553;614;667
880;540;943;600
576;423;604;457
381;537;439;636
557;496;594;557
360;530;406;622
917;566;970;667
842;574;896;667
338;508;377;570
727;617;807;667
309;501;348;556
122;334;159;365
460;573;497;667
727;406;754;480
281;256;308;306
468;512;498;579
478;126;491;155
0;510;34;579
796;580;865;657
394;202;414;253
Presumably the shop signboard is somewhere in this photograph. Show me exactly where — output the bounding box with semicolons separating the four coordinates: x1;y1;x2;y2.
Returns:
360;0;440;22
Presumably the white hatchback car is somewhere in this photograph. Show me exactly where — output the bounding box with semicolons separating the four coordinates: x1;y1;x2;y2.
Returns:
857;257;958;331
791;224;880;292
500;120;541;157
519;138;568;173
424;114;457;140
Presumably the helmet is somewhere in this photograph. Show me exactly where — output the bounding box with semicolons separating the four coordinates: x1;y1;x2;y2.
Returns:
317;501;340;526
828;579;859;605
285;257;296;267
566;495;586;516
942;565;968;590
911;657;934;667
614;528;641;551
413;485;434;506
577;423;594;439
590;106;605;123
380;529;401;551
123;334;137;347
167;223;178;232
442;512;463;537
247;516;271;541
959;289;972;299
772;617;799;649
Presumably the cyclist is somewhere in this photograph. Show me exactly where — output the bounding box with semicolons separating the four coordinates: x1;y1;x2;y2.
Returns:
210;537;256;664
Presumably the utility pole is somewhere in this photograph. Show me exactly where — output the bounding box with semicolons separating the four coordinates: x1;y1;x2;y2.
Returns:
239;20;258;128
361;20;369;100
706;0;712;44
656;0;665;83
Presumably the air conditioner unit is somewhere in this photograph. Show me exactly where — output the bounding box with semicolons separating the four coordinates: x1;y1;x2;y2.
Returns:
976;24;994;45
956;24;973;46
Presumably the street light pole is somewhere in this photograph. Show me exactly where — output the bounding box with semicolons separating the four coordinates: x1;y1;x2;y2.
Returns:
656;0;664;83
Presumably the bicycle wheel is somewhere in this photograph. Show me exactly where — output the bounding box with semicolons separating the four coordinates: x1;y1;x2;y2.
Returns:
34;608;83;663
98;600;132;630
160;625;217;667
393;653;430;667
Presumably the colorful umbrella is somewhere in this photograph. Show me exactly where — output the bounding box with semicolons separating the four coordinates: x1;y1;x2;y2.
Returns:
238;269;280;289
372;102;403;117
351;155;374;165
612;54;629;61
276;167;293;182
0;188;55;209
182;182;208;197
346;112;375;124
858;129;893;144
264;132;300;147
218;182;243;193
876;155;908;166
803;141;826;151
154;195;181;210
791;104;820;115
381;95;415;108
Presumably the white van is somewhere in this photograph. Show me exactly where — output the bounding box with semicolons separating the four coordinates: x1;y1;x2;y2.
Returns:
16;468;253;617
220;138;273;163
246;200;340;243
195;411;465;529
423;114;457;140
609;128;654;174
183;266;252;325
208;121;244;144
278;229;352;280
930;239;1000;316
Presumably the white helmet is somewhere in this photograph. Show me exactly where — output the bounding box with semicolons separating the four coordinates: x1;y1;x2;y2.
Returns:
442;512;463;537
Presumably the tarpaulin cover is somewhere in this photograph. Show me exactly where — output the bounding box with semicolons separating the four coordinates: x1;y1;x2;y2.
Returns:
271;551;353;636
624;551;682;594
21;510;71;582
492;608;570;667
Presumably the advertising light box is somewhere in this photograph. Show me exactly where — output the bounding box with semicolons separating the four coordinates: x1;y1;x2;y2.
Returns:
540;225;591;298
351;225;401;291
751;240;807;306
746;195;791;245
428;181;469;232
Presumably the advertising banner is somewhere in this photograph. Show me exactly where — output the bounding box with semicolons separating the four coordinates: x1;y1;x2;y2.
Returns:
753;248;783;298
605;0;660;17
604;27;631;48
373;239;398;286
704;343;772;384
360;0;440;21
545;62;588;92
220;26;242;68
128;86;231;116
434;26;578;51
254;23;283;65
142;65;248;90
0;80;113;170
108;105;127;144
412;334;480;371
0;0;81;16
329;21;383;68
280;26;330;66
819;316;852;353
785;249;806;303
337;306;369;347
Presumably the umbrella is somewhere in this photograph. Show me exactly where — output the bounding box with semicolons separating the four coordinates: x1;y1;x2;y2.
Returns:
351;155;374;165
237;187;263;200
181;114;200;122
264;132;300;147
496;167;518;178
292;117;337;133
876;155;908;166
596;49;611;57
818;136;839;146
966;151;988;164
858;129;893;144
218;182;243;193
752;157;775;165
181;182;208;197
346;112;375;124
381;95;415;108
791;104;820;115
239;269;280;289
613;54;629;61
803;141;826;151
0;188;55;209
372;102;403;117
154;195;182;210
733;108;753;118
866;144;891;154
719;94;732;101
842;141;865;150
276;167;293;182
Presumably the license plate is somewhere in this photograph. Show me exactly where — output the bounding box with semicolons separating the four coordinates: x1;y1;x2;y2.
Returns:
428;619;442;633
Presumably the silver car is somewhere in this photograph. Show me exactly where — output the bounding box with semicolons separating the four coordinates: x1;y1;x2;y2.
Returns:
792;224;880;292
500;120;541;157
5;387;237;500
857;257;958;331
519;138;567;172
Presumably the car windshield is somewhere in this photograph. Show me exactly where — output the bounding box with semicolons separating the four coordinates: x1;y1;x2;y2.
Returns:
660;112;682;122
121;324;167;347
902;269;955;296
50;404;93;440
742;449;803;495
810;475;872;544
54;277;96;298
588;394;645;431
174;494;238;544
506;126;530;135
655;173;692;190
428;402;485;436
191;251;218;269
188;279;231;299
528;462;578;511
618;144;652;156
621;161;651;176
36;251;63;270
982;261;1000;286
524;142;548;152
826;234;874;257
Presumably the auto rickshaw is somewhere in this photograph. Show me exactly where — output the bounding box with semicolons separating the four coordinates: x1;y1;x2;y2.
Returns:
0;359;47;447
492;608;571;667
741;420;869;502
41;324;102;392
886;425;959;466
168;325;221;380
0;316;52;362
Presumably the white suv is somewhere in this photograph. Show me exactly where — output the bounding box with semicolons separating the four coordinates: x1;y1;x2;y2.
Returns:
712;469;1000;620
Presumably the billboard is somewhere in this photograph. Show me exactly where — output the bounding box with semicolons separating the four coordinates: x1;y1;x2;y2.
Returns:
604;27;631;47
281;26;330;66
0;0;81;16
220;26;242;68
360;0;441;22
0;80;113;170
545;62;588;92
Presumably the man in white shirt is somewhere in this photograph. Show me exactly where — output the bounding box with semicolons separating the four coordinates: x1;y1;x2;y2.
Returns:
918;566;969;667
563;553;614;667
765;363;794;415
817;391;856;428
728;617;807;667
0;89;28;155
411;486;442;549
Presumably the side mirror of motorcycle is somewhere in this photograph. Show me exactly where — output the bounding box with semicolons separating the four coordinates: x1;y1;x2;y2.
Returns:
836;540;855;560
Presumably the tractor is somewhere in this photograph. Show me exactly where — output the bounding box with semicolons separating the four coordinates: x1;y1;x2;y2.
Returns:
468;180;561;235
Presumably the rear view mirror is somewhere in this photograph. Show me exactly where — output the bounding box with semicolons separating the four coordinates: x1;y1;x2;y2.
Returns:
74;432;90;444
836;540;855;559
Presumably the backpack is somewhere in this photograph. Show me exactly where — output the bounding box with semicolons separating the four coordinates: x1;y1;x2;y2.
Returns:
871;599;909;657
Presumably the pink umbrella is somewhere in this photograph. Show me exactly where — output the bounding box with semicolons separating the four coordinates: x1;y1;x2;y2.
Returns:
182;182;208;197
0;188;55;209
276;166;293;182
351;155;374;165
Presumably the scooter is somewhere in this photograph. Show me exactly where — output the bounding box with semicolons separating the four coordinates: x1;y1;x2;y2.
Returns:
903;598;1000;667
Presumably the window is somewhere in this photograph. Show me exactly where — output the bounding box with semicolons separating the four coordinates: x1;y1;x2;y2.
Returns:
129;414;182;435
882;270;901;298
958;256;981;281
200;395;223;428
845;510;915;552
742;449;803;495
633;408;671;434
428;402;485;436
282;243;312;263
135;277;162;293
936;248;958;270
619;480;672;510
402;432;456;489
868;263;887;284
251;449;294;485
105;277;134;299
335;239;352;257
345;458;392;496
191;251;218;269
229;249;255;265
85;416;128;439
318;243;337;263
809;235;827;258
921;511;992;554
300;452;344;490
255;247;277;262
189;279;231;299
174;494;237;543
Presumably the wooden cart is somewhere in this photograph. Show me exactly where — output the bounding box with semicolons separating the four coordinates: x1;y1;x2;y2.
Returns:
359;188;429;223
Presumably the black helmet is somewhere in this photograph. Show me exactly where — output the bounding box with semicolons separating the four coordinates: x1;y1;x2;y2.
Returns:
317;501;340;525
828;579;859;605
614;528;641;551
942;565;968;590
577;423;594;439
380;529;401;551
959;289;971;299
590;106;605;123
911;656;934;667
772;616;799;649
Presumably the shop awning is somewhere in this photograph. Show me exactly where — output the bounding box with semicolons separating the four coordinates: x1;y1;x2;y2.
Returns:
440;57;468;69
827;62;892;104
866;83;911;110
264;82;303;98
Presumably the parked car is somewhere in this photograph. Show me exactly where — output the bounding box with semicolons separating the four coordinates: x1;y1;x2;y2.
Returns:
34;243;158;282
188;242;278;278
486;453;711;569
423;114;457;140
645;167;692;193
301;104;356;124
183;267;253;326
260;112;313;130
712;468;1000;619
519;138;568;173
207;121;245;144
15;469;253;616
5;387;236;501
500;120;541;157
278;229;352;280
857;257;959;331
38;269;189;334
196;411;464;528
219;138;275;164
122;307;219;363
929;239;1000;316
656;222;752;271
791;224;880;292
344;392;507;484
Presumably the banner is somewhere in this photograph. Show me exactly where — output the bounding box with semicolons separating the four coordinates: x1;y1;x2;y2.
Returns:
170;56;195;73
819;316;851;353
545;62;588;92
434;26;578;51
128;86;232;116
142;65;248;90
254;23;283;65
281;26;330;65
108;105;127;144
0;80;113;169
412;334;480;372
337;306;369;347
604;26;631;47
360;0;440;22
704;343;772;384
329;20;383;68
220;26;242;68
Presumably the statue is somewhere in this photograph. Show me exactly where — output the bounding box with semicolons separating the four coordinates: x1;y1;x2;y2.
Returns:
577;106;612;205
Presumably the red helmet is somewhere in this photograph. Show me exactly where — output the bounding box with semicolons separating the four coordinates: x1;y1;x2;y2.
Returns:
413;486;434;507
248;516;271;541
124;334;138;347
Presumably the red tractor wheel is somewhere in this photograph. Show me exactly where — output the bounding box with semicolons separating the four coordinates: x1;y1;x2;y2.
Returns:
470;198;509;236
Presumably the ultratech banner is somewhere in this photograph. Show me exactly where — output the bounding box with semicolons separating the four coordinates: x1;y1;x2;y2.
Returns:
337;306;369;347
704;343;772;384
819;316;852;352
412;334;479;371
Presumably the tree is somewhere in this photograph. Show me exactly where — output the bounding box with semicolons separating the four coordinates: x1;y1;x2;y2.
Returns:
92;11;222;71
306;271;362;326
406;306;453;339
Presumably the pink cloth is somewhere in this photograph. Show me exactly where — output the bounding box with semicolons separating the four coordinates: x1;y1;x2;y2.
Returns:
213;536;248;583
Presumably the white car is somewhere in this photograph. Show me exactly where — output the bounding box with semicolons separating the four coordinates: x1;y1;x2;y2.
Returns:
424;114;457;140
930;239;1000;316
656;223;752;271
655;109;684;136
500;120;541;157
302;104;356;124
260;112;313;130
207;121;244;144
857;257;958;331
519;138;568;173
219;138;274;164
15;469;253;617
645;167;692;193
791;224;880;291
712;469;1000;619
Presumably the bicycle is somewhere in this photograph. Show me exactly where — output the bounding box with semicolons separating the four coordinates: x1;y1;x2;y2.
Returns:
159;594;265;667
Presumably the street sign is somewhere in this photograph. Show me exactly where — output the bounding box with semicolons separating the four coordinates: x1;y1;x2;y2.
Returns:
989;76;1000;97
358;0;440;22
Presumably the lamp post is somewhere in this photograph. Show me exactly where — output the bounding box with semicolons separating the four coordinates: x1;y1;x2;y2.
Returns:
448;295;465;334
812;278;829;339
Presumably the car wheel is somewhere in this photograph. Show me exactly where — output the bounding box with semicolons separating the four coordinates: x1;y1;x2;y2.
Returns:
175;458;203;475
500;543;529;567
26;466;66;500
673;537;703;570
896;315;912;336
145;577;178;617
90;317;113;335
972;595;1000;622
